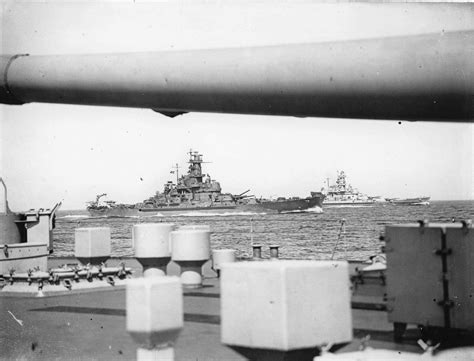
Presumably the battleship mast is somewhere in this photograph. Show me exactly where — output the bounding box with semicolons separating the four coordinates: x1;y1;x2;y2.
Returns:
188;150;204;184
336;171;347;194
171;163;180;185
178;150;204;200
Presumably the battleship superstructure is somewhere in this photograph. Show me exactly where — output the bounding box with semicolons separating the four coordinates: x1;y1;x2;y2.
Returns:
317;171;376;206
87;150;323;216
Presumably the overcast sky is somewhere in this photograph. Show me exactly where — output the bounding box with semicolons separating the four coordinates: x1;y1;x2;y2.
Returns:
1;2;473;210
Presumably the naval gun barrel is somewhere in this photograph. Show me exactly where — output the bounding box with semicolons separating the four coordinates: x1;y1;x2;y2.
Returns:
1;31;472;121
237;190;251;198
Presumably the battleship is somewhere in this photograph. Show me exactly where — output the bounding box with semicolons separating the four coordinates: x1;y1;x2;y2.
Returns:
87;150;324;217
314;171;376;206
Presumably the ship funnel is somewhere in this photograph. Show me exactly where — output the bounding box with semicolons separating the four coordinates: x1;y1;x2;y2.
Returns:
1;30;473;122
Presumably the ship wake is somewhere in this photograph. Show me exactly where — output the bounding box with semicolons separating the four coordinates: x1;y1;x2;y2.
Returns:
58;214;90;219
281;206;323;214
167;211;267;217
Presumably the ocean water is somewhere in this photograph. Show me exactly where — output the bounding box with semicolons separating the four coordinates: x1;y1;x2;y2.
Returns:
54;201;473;261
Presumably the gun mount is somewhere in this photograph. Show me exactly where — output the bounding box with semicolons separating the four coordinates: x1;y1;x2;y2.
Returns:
232;190;252;201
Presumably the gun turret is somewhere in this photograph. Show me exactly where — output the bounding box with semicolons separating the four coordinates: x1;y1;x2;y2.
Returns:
0;29;472;121
232;190;254;203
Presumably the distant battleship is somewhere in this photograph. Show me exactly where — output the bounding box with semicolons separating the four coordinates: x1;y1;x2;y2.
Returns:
314;171;376;206
87;150;324;217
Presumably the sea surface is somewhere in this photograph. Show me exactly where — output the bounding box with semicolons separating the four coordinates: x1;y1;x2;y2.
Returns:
54;201;473;261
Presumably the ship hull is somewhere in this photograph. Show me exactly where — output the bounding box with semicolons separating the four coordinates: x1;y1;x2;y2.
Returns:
87;207;141;217
87;196;323;217
243;197;322;213
324;201;376;206
388;197;431;205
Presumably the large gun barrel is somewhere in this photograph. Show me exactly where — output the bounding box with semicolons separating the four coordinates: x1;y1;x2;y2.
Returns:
237;190;251;197
1;31;472;121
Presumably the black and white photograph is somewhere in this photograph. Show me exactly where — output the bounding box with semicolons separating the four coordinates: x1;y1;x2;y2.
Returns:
0;1;473;360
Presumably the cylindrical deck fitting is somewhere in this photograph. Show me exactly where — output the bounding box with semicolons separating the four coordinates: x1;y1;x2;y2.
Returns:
133;223;174;277
179;262;207;287
211;249;236;277
252;245;262;260
74;227;111;265
269;245;280;260
171;230;210;288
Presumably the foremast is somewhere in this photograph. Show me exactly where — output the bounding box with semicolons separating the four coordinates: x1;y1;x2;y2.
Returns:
327;171;351;196
177;150;205;194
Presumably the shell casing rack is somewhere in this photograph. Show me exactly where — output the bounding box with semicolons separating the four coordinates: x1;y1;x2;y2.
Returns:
1;262;132;296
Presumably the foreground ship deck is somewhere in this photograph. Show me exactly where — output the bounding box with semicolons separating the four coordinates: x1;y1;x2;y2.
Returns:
1;258;425;360
1;181;472;360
